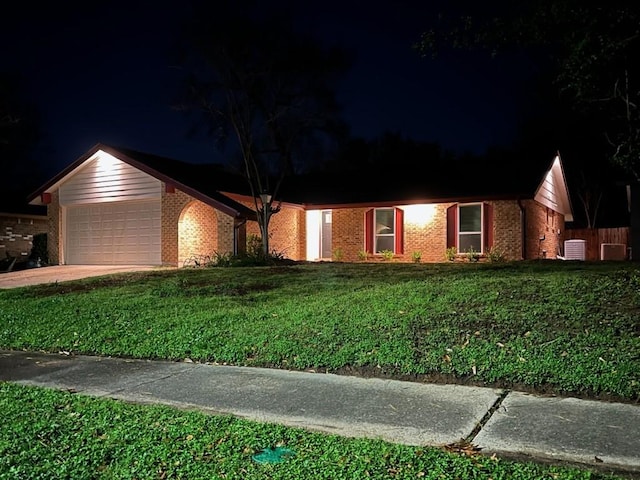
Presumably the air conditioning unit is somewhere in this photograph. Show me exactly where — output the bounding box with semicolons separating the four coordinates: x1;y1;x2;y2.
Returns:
564;239;586;260
600;243;626;261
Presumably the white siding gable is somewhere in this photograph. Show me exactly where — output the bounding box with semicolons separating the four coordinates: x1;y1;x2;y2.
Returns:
59;151;161;206
534;155;573;222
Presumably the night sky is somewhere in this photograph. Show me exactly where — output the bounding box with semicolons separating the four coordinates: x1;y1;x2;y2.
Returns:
3;0;539;182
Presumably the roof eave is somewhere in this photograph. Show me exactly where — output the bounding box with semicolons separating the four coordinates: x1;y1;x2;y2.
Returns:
28;143;107;205
29;144;257;220
533;152;574;221
302;192;533;210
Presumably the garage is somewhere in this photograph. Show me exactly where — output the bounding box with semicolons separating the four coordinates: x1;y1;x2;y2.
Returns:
54;149;164;266
65;201;161;265
29;144;258;266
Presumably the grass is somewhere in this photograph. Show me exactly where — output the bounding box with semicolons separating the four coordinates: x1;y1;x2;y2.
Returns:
0;382;627;479
1;261;639;401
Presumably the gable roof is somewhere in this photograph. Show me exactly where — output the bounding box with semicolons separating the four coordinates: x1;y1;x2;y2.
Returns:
28;144;574;221
281;152;573;214
533;153;574;222
28;143;257;220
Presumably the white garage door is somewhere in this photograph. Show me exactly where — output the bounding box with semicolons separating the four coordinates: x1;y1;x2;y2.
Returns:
66;201;162;265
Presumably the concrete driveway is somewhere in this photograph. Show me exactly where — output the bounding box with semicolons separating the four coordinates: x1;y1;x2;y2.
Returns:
0;265;170;289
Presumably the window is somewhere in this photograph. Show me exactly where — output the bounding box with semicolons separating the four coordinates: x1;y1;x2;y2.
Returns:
458;204;482;253
375;208;395;253
365;207;404;255
447;202;493;255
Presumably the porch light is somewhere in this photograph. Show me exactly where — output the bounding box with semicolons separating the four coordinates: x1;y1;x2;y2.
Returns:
95;151;121;172
402;204;436;227
260;193;272;206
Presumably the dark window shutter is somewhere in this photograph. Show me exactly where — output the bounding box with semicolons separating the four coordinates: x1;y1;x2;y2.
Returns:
446;204;458;248
394;207;404;254
483;202;494;252
365;209;374;254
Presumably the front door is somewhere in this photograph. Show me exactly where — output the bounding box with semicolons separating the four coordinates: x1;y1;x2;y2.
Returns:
321;210;332;259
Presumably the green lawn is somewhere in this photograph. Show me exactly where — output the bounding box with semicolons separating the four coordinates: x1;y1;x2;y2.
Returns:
2;261;638;478
1;261;639;400
0;383;626;479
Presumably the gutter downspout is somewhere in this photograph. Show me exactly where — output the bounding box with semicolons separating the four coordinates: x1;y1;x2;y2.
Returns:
517;198;526;260
233;217;248;256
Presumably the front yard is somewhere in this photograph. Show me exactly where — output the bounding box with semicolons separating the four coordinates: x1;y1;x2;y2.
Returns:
1;261;639;401
1;382;626;479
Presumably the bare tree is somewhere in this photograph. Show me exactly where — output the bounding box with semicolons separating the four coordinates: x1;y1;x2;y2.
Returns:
174;1;350;259
576;170;603;229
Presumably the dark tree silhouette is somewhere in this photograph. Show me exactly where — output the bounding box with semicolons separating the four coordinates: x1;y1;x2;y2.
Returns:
415;0;640;249
0;72;42;212
0;73;40;168
415;0;640;181
174;1;350;258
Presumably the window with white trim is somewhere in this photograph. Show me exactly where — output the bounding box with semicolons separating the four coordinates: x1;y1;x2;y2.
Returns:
458;204;482;253
375;208;395;253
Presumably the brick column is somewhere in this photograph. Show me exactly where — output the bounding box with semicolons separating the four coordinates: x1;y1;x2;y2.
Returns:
48;191;61;265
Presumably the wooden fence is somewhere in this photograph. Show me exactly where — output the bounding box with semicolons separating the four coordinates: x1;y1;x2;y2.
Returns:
564;227;630;260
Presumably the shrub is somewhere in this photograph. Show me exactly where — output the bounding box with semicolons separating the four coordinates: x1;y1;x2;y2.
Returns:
210;251;233;267
357;250;368;261
445;246;457;261
380;250;394;261
30;233;48;265
466;246;480;262
333;248;344;262
487;246;506;262
412;251;422;263
182;254;212;268
246;234;264;260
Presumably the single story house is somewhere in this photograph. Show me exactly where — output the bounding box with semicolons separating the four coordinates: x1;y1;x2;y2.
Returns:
28;143;573;265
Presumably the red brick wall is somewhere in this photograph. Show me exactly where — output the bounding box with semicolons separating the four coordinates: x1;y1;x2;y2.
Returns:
162;186;235;266
402;204;450;262
48;191;61;265
328;201;526;263
244;206;304;259
162;188;191;265
318;204;449;263
226;193;306;260
178;200;218;266
216;209;236;255
332;207;368;262
492;200;523;261
524;199;565;259
270;205;305;259
320;200;568;263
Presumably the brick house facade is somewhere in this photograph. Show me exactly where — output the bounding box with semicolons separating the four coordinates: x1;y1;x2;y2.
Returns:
35;145;254;266
30;144;573;265
226;193;306;260
162;187;237;266
45;182;246;267
291;199;565;263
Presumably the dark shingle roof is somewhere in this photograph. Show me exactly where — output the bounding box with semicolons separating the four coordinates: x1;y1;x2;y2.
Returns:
281;156;551;207
30;143;565;214
29;143;257;220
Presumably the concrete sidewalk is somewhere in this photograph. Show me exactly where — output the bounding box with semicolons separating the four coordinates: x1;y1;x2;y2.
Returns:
1;350;638;475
